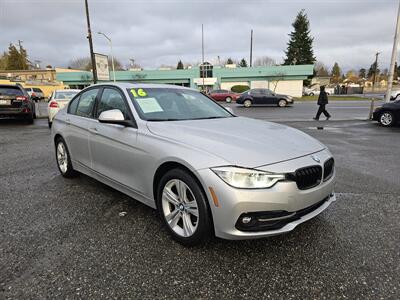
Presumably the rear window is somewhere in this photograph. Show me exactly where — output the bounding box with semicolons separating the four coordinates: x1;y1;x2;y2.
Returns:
54;91;79;100
24;88;32;92
0;87;24;96
33;88;43;92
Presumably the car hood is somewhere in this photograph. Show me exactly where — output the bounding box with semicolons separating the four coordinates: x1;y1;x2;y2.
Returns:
146;117;325;168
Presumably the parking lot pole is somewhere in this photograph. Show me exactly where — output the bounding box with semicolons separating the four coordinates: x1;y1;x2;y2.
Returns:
385;0;400;103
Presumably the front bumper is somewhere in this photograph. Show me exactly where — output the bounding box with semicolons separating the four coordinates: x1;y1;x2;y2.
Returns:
197;149;336;240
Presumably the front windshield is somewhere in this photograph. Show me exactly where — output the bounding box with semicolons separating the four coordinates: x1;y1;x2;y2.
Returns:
127;87;233;121
55;91;79;100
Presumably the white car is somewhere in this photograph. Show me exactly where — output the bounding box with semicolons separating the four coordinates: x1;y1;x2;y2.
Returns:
304;87;334;96
47;89;80;128
389;89;400;100
24;87;45;101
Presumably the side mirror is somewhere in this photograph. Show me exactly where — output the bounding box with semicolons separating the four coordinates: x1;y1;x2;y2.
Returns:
98;109;129;126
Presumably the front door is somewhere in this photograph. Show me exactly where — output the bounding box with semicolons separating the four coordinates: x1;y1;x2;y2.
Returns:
89;87;141;192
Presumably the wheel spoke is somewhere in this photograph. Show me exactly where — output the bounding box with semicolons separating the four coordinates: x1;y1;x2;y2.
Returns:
185;200;198;217
163;188;180;206
182;213;194;236
177;180;187;202
166;209;181;228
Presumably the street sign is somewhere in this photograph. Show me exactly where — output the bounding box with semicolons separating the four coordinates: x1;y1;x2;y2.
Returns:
94;53;110;81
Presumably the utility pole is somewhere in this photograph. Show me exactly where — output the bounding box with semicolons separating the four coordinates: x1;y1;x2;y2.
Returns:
250;29;253;67
84;0;97;83
385;0;400;103
369;52;380;119
201;23;205;91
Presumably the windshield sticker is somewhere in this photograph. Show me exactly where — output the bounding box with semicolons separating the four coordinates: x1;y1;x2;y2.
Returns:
130;88;147;97
135;97;163;113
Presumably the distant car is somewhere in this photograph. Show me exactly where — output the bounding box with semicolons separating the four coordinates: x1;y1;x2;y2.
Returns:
303;87;334;96
0;84;36;124
47;89;80;128
372;99;400;127
24;87;45;101
208;89;239;103
236;88;294;107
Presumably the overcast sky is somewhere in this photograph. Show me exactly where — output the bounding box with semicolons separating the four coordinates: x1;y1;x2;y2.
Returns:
1;0;399;72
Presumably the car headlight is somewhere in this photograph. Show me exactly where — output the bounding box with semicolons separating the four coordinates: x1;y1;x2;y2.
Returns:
211;166;286;189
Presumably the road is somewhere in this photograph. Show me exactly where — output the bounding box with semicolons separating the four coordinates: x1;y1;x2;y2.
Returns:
223;100;384;121
0;115;399;298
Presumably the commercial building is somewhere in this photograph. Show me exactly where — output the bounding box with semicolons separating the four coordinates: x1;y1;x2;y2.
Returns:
56;64;314;97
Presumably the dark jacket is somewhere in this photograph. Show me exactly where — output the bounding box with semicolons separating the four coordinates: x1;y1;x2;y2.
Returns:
317;91;328;105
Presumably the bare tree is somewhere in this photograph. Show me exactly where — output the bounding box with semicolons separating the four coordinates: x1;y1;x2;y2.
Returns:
253;56;277;67
315;61;329;76
69;56;125;71
270;72;286;92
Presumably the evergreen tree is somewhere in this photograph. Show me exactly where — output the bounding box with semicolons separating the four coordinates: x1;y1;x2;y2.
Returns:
176;60;184;69
226;57;234;64
4;43;30;70
331;62;342;83
283;9;315;65
239;58;248;67
367;61;380;79
358;68;366;79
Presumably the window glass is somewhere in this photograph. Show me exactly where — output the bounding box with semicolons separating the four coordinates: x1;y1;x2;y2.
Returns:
0;86;24;96
76;89;98;118
96;88;129;119
68;95;80;114
127;88;232;121
33;88;43;92
54;91;79;100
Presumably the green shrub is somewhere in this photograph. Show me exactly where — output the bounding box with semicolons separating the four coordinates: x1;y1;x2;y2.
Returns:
231;85;250;93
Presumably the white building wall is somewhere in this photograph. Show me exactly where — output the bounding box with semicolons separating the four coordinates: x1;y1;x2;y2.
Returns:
269;80;303;97
250;80;268;89
220;81;249;90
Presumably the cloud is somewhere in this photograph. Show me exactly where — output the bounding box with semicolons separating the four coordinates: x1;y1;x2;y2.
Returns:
0;0;398;71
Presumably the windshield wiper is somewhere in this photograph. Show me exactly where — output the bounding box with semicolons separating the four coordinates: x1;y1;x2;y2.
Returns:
146;118;185;122
193;116;228;120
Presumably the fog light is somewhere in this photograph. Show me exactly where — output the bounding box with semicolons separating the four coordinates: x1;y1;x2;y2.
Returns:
242;216;252;224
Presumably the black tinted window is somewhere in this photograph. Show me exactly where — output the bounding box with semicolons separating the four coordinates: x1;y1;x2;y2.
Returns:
0;86;24;96
96;88;129;119
76;89;98;118
33;88;43;92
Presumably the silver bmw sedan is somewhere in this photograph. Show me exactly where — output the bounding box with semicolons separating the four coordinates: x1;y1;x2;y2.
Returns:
52;83;335;246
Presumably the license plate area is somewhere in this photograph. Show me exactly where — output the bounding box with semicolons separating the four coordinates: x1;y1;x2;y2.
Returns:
0;99;11;105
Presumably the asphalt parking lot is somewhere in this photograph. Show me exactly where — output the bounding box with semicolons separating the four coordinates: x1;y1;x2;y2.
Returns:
0;109;399;298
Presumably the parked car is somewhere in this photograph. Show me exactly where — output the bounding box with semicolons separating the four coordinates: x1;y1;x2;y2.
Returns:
24;87;45;101
0;84;36;124
52;83;335;245
386;89;400;100
372;99;400;127
208;89;239;103
303;87;334;96
236;88;294;107
47;89;80;128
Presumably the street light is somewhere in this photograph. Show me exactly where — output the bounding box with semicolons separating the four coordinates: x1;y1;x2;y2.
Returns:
97;31;116;82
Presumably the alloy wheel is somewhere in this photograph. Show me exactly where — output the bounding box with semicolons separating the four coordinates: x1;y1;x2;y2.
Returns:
278;99;287;107
161;179;199;237
244;100;252;108
226;97;232;103
380;112;393;126
57;142;68;174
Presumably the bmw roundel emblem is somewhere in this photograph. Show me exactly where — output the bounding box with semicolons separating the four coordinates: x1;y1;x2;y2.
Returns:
311;154;321;163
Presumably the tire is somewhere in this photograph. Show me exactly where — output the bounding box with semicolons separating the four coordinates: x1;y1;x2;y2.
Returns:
55;137;78;178
225;96;232;103
379;111;395;127
25;113;34;124
243;99;252;108
156;168;212;246
278;99;287;107
309;92;314;96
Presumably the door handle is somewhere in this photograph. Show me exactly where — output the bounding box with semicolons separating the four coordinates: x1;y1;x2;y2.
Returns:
89;127;98;134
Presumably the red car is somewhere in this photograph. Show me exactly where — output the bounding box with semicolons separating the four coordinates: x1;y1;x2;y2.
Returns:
208;89;239;103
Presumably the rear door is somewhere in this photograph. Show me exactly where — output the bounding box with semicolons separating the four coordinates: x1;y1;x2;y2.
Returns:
65;87;100;169
89;87;141;190
261;89;277;104
250;89;263;104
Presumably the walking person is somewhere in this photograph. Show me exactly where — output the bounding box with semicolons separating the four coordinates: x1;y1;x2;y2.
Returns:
313;86;331;120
